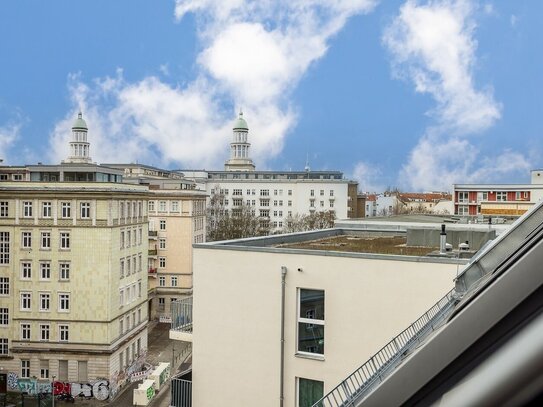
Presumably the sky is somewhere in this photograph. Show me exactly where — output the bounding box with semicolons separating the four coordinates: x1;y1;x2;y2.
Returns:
0;0;541;192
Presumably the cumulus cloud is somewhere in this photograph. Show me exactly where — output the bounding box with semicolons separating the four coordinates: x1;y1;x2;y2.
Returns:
384;0;528;190
352;161;385;194
48;0;377;169
0;121;21;164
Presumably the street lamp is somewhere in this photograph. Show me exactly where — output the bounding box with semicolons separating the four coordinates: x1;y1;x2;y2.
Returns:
52;375;56;407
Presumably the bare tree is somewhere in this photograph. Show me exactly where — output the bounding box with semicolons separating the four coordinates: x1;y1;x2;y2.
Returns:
283;210;336;233
206;188;266;241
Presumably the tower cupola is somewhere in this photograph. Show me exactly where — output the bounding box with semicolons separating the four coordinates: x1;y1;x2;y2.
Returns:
224;110;255;171
65;112;92;164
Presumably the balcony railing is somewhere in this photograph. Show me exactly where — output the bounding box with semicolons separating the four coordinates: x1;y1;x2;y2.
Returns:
149;230;158;237
148;268;157;274
148;249;158;256
171;297;193;333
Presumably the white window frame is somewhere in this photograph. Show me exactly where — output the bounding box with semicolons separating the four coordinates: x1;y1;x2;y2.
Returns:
58;293;70;312
297;288;325;357
59;324;69;342
39;324;50;341
42;201;52;218
21;231;32;249
80;202;91;219
39;292;50;311
61;202;71;218
40;231;51;249
21;360;30;378
171;276;178;287
159;276;166;287
20;262;32;280
60;232;70;249
21;323;31;340
0;338;7;355
20;292;32;311
59;262;70;281
40;262;51;280
0;201;8;217
0;307;8;326
23;201;33;218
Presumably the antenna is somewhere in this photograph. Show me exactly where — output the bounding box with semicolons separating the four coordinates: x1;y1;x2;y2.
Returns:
304;153;310;172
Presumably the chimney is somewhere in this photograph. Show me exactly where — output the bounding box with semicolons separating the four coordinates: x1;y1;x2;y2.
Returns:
440;224;447;254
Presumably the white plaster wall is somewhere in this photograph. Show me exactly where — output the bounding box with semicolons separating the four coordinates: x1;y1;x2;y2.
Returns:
192;247;459;406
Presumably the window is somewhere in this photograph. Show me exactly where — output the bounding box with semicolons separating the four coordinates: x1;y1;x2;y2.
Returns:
159;201;167;212
320;190;324;196
21;324;30;340
23;201;33;217
58;293;70;312
22;231;32;249
496;191;507;202
21;360;30;378
288;190;292;196
21;292;32;310
59;325;69;342
40;262;51;280
0;232;8;264
158;297;165;311
40;365;49;379
138;228;142;245
458;205;469;216
40;324;50;341
40;231;51;249
458;192;469;203
42;202;52;218
120;259;125;278
260;189;270;197
119;289;124;307
297;289;325;355
126;258;131;276
0;308;8;325
119;319;124;335
310;190;315;197
0;201;8;217
60;232;70;249
80;202;91;218
171;201;179;212
39;293;50;311
298;378;324;407
330;190;334;197
61;202;71;218
59;262;70;280
159;276;166;287
171;276;178;287
126;231;131;248
138;280;142;297
138;255;142;272
159;238;166;249
148;201;155;211
159;257;166;268
21;262;32;279
233;189;242;196
0;277;8;295
159;220;166;230
0;338;7;355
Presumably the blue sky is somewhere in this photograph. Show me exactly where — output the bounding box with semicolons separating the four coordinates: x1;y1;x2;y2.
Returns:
0;0;541;192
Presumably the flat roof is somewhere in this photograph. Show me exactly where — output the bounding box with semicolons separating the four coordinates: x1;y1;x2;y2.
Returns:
194;228;468;265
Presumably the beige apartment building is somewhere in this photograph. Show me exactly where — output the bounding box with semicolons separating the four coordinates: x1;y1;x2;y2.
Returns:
146;187;206;321
170;227;470;406
0;181;149;385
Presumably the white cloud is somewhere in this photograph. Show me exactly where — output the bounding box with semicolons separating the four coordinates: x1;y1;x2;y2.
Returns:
0;122;21;164
48;0;377;169
510;14;518;28
352;161;384;194
384;0;528;191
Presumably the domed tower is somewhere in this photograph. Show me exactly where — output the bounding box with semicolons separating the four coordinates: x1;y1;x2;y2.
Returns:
65;112;92;164
224;110;255;171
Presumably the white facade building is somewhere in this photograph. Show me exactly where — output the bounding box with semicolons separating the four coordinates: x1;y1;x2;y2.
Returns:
178;113;356;225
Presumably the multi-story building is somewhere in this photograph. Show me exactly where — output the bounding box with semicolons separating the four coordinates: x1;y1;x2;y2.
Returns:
100;164;208;323
453;169;543;217
0;113;149;396
178;113;358;229
146;188;206;321
170;226;469;406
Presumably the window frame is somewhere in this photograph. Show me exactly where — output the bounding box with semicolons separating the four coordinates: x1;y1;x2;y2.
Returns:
297;288;325;357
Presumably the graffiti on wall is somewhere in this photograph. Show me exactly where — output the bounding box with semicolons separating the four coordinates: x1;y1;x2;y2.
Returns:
6;374;111;400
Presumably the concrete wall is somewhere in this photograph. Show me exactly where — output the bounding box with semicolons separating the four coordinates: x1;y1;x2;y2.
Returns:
407;228;496;250
192;247;460;406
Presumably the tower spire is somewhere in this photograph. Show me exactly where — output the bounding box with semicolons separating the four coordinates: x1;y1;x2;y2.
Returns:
224;111;255;171
64;111;92;164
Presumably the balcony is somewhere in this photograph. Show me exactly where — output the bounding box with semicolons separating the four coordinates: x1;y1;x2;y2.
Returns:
170;297;193;343
148;268;157;277
148;230;158;239
148;249;158;258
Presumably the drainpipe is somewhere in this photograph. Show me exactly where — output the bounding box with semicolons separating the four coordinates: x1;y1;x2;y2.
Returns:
280;266;287;407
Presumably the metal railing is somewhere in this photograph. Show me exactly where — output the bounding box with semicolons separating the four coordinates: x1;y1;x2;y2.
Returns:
171;377;192;407
171;297;193;333
312;289;457;407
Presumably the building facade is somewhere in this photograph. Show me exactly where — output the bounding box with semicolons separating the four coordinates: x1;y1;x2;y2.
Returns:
453;170;543;217
172;229;466;406
0;182;149;388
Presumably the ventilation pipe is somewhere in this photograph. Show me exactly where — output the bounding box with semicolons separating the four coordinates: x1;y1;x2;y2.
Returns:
440;224;447;254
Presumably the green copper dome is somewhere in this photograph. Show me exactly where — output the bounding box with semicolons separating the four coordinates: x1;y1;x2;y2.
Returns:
72;112;88;130
233;111;248;130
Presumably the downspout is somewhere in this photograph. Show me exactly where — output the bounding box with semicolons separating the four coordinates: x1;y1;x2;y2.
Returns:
280;266;287;407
